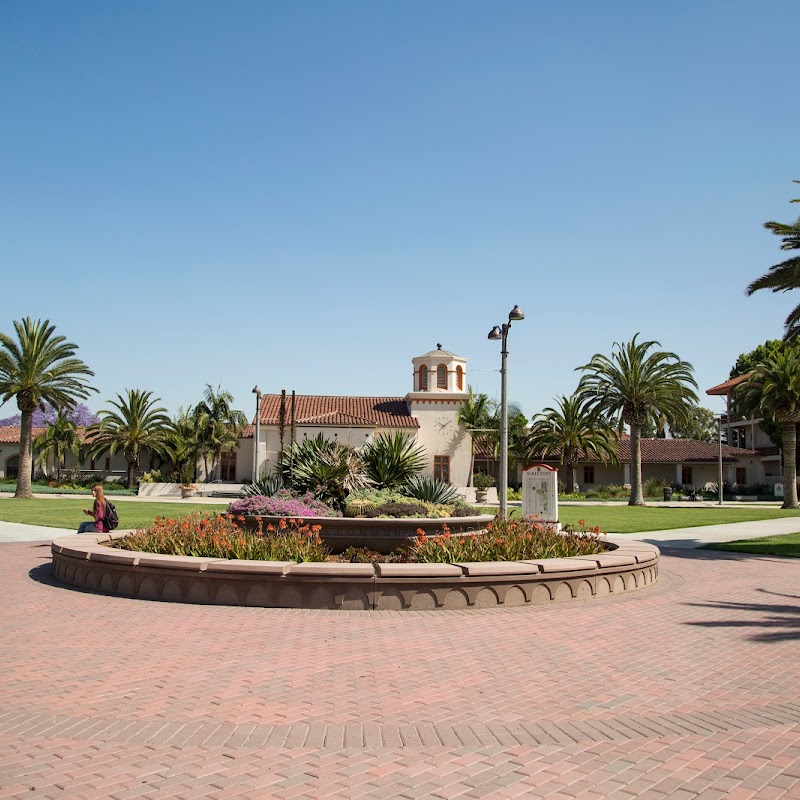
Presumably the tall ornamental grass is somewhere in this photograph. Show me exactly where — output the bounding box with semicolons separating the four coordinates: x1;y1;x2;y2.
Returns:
111;512;329;561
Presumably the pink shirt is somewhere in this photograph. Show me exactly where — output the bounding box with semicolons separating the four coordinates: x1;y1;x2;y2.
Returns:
92;500;108;533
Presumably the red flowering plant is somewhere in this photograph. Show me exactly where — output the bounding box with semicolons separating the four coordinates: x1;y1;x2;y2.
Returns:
408;516;606;563
111;512;329;562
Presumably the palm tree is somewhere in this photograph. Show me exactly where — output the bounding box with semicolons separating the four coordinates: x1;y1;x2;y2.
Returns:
746;182;800;341
577;335;698;506
33;409;83;482
457;388;496;486
87;389;173;487
0;318;95;498
193;384;247;482
736;347;800;509
528;393;618;493
169;406;203;480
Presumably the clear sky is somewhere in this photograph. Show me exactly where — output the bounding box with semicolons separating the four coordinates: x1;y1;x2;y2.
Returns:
2;0;798;424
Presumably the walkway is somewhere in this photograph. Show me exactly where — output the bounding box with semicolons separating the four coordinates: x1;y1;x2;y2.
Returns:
1;527;799;797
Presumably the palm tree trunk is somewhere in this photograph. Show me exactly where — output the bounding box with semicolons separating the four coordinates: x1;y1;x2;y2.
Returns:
781;421;799;509
15;408;34;498
565;463;576;494
629;424;645;506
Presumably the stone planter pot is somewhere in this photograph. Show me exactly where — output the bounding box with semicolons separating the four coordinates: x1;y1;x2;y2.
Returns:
240;514;494;554
475;490;488;503
180;487;196;499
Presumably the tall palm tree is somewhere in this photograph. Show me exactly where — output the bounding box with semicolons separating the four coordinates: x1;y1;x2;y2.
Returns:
0;318;95;498
169;406;203;480
457;388;496;487
736;347;800;509
87;389;173;487
529;393;619;493
577;335;698;506
33;409;83;482
193;384;247;482
746;183;800;341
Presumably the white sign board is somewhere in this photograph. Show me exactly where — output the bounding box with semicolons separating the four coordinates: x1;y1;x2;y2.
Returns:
522;464;559;525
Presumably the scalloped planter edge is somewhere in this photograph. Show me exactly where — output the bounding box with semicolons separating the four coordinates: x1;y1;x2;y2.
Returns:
50;532;660;611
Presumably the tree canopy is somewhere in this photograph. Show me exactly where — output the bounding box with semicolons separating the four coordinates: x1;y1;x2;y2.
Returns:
746;181;800;342
0;318;96;497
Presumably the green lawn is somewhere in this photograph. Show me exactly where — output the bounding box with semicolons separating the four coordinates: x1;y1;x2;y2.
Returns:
703;533;800;558
0;498;228;531
485;505;800;534
3;497;800;536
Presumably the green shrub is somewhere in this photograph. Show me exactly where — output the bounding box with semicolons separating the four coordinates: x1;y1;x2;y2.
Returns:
360;432;427;489
643;476;669;497
140;469;163;484
473;473;495;491
364;501;428;518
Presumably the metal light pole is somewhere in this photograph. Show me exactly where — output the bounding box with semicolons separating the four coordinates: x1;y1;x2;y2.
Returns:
252;386;262;481
488;305;525;519
717;414;724;506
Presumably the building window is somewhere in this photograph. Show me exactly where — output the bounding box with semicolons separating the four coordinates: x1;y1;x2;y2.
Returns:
419;365;428;391
90;457;96;470
456;365;464;390
736;467;747;485
6;455;19;479
681;466;693;485
583;465;595;485
104;457;111;472
434;455;450;482
436;364;447;389
220;451;237;482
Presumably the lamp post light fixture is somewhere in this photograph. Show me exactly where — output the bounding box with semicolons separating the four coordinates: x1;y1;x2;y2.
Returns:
487;304;525;519
252;385;262;481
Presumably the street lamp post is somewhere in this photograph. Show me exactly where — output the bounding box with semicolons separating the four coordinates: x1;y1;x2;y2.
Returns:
718;414;724;506
252;386;262;481
488;305;525;519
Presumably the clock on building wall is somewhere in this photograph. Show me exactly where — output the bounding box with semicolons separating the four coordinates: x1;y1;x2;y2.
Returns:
435;416;453;432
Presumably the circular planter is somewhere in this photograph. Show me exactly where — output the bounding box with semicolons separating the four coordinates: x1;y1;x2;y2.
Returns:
240;514;494;554
50;532;660;611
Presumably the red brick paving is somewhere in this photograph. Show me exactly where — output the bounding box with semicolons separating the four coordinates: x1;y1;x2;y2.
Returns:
1;542;799;798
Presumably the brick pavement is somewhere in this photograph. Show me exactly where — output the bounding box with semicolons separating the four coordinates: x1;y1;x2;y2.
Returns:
1;542;799;799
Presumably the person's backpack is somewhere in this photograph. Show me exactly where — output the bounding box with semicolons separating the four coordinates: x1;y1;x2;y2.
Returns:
103;501;119;531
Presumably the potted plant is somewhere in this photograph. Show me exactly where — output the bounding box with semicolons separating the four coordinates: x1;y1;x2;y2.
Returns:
473;472;495;503
179;464;197;499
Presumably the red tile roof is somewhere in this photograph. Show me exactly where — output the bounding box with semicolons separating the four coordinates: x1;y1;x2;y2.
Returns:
616;438;756;463
256;395;418;429
0;427;47;443
476;437;756;464
706;374;749;396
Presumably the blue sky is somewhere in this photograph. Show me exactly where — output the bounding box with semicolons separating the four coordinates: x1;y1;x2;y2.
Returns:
1;0;798;423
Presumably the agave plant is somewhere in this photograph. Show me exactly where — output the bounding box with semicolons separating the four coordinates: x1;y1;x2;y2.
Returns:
242;472;284;498
281;433;370;510
360;431;427;490
403;475;460;504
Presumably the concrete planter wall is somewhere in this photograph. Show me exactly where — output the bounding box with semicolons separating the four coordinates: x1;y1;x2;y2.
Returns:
240;514;494;554
51;532;659;611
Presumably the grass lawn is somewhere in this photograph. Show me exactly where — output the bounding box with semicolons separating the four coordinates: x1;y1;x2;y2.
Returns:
3;497;800;536
702;533;800;558
484;505;800;534
0;497;228;531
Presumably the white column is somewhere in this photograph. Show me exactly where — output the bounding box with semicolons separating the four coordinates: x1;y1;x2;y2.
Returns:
676;463;683;484
623;463;631;485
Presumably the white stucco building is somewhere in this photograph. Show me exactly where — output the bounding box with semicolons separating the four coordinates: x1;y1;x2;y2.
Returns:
238;345;474;485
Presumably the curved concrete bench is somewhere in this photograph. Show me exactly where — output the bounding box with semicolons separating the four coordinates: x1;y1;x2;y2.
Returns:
50;531;659;611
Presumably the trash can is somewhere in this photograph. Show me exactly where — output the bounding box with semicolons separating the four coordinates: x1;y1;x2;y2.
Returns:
663;487;673;501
